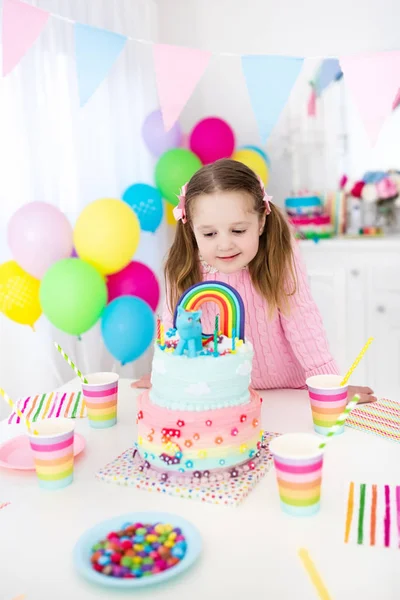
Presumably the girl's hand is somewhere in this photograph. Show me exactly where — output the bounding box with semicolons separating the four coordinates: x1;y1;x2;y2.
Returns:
348;385;377;404
131;374;152;389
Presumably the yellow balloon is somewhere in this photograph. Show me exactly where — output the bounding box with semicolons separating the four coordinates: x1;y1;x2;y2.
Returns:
74;198;140;275
165;201;176;227
232;149;269;185
0;260;41;327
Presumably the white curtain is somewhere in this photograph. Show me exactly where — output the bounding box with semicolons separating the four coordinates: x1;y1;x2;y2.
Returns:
0;0;168;417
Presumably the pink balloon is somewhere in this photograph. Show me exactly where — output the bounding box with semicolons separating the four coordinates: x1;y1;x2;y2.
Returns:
107;261;160;312
7;202;73;279
189;117;235;164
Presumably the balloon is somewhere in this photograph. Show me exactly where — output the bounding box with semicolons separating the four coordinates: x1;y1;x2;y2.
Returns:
73;198;140;275
189;117;235;164
155;149;202;206
101;296;155;364
0;261;41;327
71;247;78;257
7;202;73;279
241;145;271;168
122;184;163;233
142;109;182;157
107;261;160;311
40;258;107;336
165;201;176;226
232;148;269;185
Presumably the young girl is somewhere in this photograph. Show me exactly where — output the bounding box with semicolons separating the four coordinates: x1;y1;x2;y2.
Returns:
133;159;375;403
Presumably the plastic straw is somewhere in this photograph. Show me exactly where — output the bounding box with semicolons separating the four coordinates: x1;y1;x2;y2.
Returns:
54;342;88;383
0;387;38;435
318;395;360;449
340;337;374;386
298;548;332;600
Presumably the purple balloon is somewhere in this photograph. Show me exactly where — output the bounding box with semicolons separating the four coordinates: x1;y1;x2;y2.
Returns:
8;202;73;279
142;109;182;157
71;248;78;258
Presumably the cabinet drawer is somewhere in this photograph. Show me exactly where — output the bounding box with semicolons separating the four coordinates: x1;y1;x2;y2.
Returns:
370;265;400;291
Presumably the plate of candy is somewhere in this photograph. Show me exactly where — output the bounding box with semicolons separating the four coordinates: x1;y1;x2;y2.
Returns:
73;511;202;588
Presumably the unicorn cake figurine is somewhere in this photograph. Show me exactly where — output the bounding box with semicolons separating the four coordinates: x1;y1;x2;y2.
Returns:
175;307;203;358
134;281;264;483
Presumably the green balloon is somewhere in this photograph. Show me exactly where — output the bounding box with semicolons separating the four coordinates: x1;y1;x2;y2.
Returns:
40;258;107;335
155;149;202;206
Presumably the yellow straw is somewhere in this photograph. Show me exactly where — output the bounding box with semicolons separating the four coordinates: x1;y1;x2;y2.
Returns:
298;548;332;600
0;387;38;435
340;337;374;386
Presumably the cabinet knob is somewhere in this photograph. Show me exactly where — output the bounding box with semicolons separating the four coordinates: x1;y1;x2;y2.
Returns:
350;269;360;277
376;305;386;313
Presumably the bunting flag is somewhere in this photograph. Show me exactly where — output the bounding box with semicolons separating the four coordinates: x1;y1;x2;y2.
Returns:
2;0;49;76
153;44;212;131
241;55;304;144
313;58;343;96
339;51;400;146
74;23;127;106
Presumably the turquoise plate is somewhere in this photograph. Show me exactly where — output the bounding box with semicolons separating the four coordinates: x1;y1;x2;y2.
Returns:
73;511;202;589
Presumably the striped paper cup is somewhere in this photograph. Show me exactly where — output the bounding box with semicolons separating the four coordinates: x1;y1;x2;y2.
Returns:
269;433;324;517
82;373;119;429
28;418;75;490
306;374;348;436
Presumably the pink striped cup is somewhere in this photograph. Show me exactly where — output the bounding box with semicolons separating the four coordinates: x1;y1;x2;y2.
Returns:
28;418;75;490
269;433;324;517
82;372;119;429
306;374;348;436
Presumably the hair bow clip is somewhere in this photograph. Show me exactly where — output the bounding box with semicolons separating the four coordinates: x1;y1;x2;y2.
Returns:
258;176;272;215
173;183;188;223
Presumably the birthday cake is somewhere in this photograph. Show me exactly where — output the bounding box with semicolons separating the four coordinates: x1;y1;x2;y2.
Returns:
285;195;323;217
134;282;264;483
285;195;333;239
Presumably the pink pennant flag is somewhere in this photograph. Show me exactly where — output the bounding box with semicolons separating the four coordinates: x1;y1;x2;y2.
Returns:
339;51;400;146
2;0;49;76
153;44;212;131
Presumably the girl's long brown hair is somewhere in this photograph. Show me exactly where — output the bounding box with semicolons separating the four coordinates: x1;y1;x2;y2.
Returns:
164;158;296;317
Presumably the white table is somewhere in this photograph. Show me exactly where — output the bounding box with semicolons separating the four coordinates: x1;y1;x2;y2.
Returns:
1;379;399;600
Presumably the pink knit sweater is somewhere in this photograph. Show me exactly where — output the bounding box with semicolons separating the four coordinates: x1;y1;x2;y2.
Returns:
162;246;339;390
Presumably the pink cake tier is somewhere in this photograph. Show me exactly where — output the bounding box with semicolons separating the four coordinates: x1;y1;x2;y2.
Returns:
135;387;263;480
289;214;333;239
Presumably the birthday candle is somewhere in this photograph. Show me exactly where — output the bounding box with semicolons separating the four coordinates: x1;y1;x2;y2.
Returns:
160;323;165;347
156;315;161;343
214;315;219;354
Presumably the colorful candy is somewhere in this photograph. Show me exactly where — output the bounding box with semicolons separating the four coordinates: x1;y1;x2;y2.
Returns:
90;522;187;578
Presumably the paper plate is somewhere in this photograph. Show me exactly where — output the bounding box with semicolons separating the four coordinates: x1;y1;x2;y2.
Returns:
73;511;202;589
0;433;85;470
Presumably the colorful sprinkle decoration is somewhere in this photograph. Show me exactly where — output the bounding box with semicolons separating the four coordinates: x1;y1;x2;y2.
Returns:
90;522;187;578
344;482;400;549
96;433;278;507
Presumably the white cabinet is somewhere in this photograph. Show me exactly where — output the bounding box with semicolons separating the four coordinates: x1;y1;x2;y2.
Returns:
300;238;400;400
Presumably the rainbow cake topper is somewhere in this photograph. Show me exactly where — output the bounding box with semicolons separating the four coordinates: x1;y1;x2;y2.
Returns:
173;281;245;341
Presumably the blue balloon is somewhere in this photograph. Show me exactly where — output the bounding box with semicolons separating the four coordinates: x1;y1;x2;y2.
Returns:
101;296;155;365
122;183;163;233
241;145;271;168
